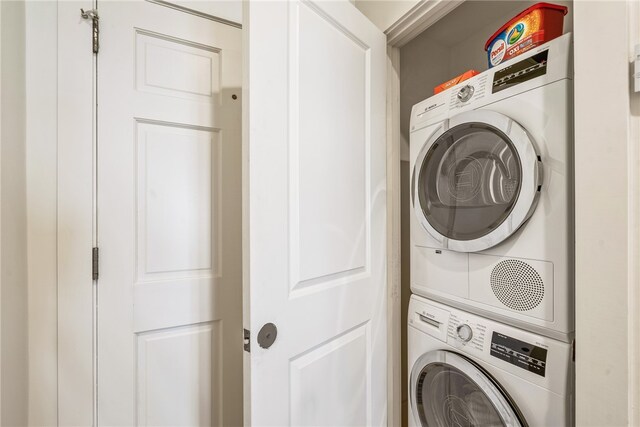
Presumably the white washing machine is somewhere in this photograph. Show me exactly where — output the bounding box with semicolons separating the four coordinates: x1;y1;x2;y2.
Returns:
409;33;573;341
408;295;574;427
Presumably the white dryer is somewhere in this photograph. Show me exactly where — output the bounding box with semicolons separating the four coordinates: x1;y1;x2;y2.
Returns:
408;295;574;427
409;33;573;341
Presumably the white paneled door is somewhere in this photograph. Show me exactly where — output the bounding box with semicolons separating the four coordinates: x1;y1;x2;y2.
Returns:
97;2;241;426
245;2;387;426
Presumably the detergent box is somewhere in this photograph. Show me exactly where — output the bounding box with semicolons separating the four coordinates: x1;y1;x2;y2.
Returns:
485;2;568;68
434;70;480;94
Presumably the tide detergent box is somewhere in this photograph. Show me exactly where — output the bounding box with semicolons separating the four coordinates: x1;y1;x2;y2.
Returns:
485;2;567;68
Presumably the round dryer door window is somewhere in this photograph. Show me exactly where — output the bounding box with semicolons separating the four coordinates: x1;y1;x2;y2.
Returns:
410;350;525;427
413;110;542;252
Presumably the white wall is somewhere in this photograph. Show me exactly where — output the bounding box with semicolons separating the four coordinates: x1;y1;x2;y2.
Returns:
355;0;420;32
0;0;28;425
574;1;640;425
25;2;58;425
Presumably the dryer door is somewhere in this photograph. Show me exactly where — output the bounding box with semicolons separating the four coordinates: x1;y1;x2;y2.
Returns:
413;110;542;252
410;350;526;427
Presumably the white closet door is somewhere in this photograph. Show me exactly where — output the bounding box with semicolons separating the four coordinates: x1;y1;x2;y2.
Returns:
244;1;387;425
97;2;242;425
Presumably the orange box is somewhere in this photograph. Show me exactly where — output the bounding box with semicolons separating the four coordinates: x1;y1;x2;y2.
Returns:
434;70;480;94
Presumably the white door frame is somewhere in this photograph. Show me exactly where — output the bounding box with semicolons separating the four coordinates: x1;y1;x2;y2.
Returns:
384;44;402;427
57;2;96;425
24;4;98;424
381;3;463;426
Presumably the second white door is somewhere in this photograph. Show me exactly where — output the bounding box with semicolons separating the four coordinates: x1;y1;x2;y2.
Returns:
97;2;242;425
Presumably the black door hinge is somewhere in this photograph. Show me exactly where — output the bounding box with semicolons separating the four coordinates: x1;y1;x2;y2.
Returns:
92;247;99;280
243;328;250;353
80;8;100;54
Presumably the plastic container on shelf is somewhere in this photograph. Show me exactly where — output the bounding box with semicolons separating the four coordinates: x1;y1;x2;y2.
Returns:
485;2;568;68
433;70;480;94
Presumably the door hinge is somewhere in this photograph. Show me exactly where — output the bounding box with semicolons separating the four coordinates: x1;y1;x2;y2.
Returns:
92;247;99;280
243;328;250;353
80;8;100;54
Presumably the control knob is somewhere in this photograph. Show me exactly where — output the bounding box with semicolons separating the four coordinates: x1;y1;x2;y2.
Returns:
457;85;475;102
456;324;473;342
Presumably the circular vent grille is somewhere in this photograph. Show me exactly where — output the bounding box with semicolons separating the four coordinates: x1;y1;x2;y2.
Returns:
490;259;544;311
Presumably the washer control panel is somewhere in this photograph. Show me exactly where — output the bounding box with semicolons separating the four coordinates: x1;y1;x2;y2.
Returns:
409;293;572;394
490;332;548;377
447;313;487;352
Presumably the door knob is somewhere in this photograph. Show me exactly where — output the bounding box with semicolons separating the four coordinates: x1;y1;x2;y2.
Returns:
257;323;278;349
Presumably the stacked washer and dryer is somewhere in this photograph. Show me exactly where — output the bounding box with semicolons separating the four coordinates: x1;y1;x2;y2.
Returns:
408;33;574;426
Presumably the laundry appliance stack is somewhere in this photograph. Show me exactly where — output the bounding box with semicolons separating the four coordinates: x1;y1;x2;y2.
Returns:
407;33;575;427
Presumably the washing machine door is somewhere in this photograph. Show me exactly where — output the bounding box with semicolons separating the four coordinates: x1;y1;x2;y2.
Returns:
413;110;542;252
410;350;526;427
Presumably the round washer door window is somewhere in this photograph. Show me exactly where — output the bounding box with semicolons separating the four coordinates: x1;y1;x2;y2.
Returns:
413;110;542;252
410;351;525;427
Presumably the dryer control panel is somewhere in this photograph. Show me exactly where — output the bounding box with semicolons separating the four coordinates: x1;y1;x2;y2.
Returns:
448;74;489;110
409;32;572;133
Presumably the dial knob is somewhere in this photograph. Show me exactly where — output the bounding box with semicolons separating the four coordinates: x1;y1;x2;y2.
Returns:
456;324;473;342
457;85;475;102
